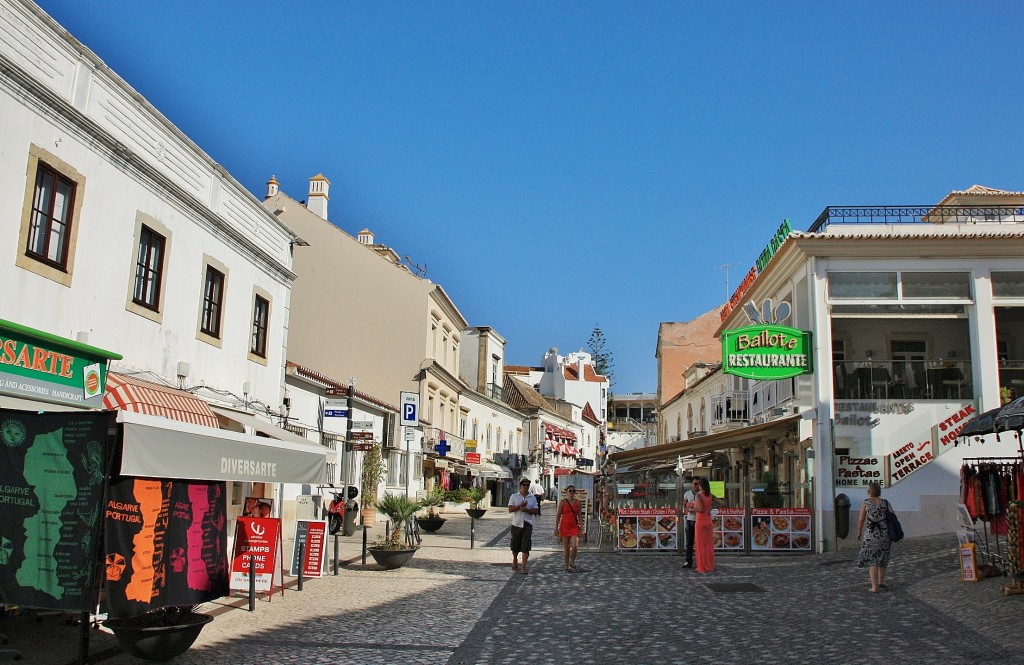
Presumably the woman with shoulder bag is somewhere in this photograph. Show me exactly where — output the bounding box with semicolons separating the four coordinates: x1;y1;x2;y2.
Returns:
556;486;582;573
856;481;893;593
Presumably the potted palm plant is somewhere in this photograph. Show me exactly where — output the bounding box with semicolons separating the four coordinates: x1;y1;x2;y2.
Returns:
103;604;213;661
360;443;386;525
463;485;488;519
416;486;447;533
367;493;424;569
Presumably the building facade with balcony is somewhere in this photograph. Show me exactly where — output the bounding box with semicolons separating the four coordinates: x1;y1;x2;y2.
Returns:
616;185;1024;550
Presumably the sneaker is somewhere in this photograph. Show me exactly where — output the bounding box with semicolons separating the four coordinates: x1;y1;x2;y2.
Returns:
682;562;693;569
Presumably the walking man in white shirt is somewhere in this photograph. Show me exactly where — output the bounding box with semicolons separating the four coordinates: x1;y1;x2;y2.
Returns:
529;477;545;515
509;478;539;574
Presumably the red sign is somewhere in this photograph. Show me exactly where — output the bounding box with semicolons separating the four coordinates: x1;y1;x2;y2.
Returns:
554;467;573;476
230;517;281;592
350;431;374;440
465;452;481;465
352;442;375;451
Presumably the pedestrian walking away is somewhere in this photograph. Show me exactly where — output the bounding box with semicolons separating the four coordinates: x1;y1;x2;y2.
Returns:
556;485;583;573
682;476;698;568
530;476;544;516
509;478;538;574
695;477;715;573
857;481;893;592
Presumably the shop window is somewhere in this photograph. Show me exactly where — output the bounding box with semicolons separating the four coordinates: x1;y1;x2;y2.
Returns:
993;272;1024;298
17;145;86;287
201;268;224;335
133;225;165;311
901;272;971;299
249;292;270;362
829;272;897;299
386;450;407;486
197;256;228;347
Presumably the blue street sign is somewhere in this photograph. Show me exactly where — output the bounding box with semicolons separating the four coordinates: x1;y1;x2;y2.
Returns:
434;439;450;457
324;409;348;418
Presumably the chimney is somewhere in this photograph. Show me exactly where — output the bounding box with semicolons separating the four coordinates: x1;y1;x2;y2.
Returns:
578;358;586;381
265;175;279;198
306;173;330;219
357;228;375;245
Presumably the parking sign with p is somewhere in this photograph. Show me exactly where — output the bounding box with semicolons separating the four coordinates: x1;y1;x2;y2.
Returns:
400;391;419;427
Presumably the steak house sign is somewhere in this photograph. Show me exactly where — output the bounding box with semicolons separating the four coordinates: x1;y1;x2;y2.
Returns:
722;324;813;380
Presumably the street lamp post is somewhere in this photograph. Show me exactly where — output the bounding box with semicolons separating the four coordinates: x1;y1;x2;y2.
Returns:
346;377;355;490
674;455;685;556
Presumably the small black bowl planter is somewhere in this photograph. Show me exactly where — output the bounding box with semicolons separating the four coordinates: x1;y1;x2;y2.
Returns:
416;516;446;532
104;612;213;662
465;508;487;519
367;546;418;570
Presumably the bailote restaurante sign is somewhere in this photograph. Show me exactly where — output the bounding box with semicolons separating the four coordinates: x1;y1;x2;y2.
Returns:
0;319;121;408
722;324;813;380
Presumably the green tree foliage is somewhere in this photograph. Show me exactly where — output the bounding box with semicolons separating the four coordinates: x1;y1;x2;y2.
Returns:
588;324;615;387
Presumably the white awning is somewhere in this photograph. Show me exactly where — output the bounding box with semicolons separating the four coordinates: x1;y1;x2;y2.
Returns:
116;409;329;484
470;462;512;479
210;405;338;463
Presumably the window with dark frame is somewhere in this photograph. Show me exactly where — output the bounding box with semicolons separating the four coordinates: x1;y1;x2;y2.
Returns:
200;266;225;338
251;295;269;357
26;163;76;269
132;225;165;310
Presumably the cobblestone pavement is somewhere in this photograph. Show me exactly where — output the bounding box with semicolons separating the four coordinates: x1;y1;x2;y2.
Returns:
4;503;1023;664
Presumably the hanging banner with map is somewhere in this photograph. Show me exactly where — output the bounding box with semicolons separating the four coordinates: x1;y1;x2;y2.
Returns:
104;478;229;618
0;409;113;611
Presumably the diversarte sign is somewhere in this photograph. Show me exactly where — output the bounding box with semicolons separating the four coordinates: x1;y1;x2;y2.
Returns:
721;324;813;380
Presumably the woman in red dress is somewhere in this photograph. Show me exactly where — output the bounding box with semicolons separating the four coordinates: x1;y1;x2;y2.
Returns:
556;486;582;573
695;478;715;573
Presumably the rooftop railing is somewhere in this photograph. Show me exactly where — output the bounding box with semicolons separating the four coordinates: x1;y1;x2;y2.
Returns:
808;205;1024;233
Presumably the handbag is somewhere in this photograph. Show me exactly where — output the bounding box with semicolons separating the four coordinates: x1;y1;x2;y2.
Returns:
884;500;904;542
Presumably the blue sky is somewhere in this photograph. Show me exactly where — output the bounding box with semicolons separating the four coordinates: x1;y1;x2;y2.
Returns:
37;1;1024;393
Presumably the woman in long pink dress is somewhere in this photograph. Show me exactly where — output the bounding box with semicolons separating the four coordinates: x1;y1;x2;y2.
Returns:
695;478;715;573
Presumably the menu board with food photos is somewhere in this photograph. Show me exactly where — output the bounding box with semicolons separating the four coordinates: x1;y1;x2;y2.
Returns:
710;508;745;551
750;508;812;551
617;508;678;552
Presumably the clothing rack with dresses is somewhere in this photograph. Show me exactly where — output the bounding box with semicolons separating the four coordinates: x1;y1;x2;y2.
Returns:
960;456;1022;575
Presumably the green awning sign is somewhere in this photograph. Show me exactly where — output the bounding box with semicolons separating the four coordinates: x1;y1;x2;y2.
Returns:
722;324;813;380
0;319;121;408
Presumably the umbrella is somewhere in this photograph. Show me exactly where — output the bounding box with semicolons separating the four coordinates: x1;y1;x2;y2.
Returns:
957;407;1004;441
994;396;1024;432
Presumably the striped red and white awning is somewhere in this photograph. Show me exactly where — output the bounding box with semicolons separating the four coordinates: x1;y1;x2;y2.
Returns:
104;373;219;428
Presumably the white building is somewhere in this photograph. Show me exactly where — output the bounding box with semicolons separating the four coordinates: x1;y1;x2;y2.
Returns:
0;0;329;531
616;186;1024;551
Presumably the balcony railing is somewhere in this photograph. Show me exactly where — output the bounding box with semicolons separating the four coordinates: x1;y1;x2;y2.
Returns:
710;391;749;427
809;205;1024;233
486;382;504;401
833;360;974;400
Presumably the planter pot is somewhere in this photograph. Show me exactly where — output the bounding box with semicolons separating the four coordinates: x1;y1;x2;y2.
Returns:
104;612;213;662
367;546;417;570
361;507;377;525
465;508;487;519
416;516;446;533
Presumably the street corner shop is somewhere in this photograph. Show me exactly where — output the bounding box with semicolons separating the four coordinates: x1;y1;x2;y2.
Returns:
0;319;330;658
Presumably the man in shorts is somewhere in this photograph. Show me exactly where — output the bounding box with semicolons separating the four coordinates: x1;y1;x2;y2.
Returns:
508;478;538;574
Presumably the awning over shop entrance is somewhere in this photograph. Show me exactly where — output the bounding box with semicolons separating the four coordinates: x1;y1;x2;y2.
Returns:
104;373;219;428
117;410;329;484
469;462;512;479
210;405;338;463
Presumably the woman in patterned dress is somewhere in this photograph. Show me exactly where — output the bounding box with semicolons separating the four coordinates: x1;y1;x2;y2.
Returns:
856;481;892;592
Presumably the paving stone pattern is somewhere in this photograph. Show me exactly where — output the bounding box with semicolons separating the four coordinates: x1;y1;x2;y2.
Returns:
4;505;1023;665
